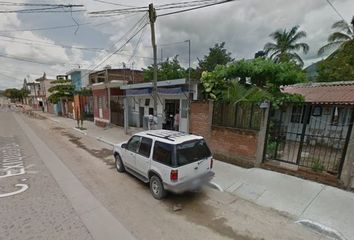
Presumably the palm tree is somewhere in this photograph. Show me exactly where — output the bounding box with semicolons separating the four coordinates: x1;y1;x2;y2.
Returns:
318;17;354;56
264;25;309;67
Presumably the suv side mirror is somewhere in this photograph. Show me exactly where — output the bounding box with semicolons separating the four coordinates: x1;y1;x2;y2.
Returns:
121;143;127;149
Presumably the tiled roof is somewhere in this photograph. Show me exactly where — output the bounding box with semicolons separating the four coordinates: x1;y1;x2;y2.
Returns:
282;81;354;104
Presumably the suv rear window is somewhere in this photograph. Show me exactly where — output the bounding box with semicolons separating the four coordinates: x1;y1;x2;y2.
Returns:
152;141;173;166
176;139;211;166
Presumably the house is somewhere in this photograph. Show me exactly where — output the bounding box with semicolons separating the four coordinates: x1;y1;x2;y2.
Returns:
264;81;354;184
67;68;93;121
89;67;144;127
23;73;55;111
67;68;90;91
121;78;198;133
23;79;40;110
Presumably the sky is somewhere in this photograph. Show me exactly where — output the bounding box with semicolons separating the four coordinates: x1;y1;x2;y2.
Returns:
0;0;353;90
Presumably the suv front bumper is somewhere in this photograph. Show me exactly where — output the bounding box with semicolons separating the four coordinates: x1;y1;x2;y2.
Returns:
164;171;215;194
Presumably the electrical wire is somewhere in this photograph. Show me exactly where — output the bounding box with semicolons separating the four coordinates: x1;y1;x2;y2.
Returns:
158;0;236;17
127;26;147;63
78;14;149;80
91;0;137;8
325;0;347;23
0;53;71;66
0;14;136;33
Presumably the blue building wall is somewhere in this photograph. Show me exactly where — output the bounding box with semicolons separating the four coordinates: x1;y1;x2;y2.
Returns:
54;102;62;115
70;72;82;91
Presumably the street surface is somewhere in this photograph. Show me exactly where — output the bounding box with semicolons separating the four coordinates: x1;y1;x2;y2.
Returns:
0;109;329;240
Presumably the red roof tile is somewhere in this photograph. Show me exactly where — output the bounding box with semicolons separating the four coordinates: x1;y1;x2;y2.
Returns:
282;81;354;104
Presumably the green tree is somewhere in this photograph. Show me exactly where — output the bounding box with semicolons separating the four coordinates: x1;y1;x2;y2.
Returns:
143;56;186;81
201;58;305;106
47;79;75;104
317;42;354;82
4;88;29;102
264;25;309;67
318;17;354;55
198;42;234;72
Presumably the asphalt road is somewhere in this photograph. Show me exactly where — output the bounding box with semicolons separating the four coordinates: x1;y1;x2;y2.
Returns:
0;109;328;240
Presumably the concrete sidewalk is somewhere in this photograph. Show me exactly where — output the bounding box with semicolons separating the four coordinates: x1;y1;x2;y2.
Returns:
213;161;354;240
33;111;354;240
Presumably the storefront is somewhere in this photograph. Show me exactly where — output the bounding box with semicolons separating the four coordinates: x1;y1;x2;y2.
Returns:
122;79;198;133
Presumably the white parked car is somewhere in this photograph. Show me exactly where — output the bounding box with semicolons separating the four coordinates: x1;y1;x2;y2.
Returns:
113;130;215;199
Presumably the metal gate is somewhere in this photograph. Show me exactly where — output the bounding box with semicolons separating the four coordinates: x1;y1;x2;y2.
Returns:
110;96;124;127
264;103;354;176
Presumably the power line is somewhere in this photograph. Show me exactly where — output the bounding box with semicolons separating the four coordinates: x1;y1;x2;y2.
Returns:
78;14;149;80
325;0;347;23
158;0;236;17
0;53;70;66
91;0;137;8
128;26;147;63
0;36;105;52
0;13;136;33
0;71;23;81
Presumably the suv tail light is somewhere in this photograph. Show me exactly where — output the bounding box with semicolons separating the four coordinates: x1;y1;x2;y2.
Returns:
210;158;214;169
170;170;178;182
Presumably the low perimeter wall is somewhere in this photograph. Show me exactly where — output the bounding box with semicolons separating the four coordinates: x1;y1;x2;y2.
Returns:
190;101;258;168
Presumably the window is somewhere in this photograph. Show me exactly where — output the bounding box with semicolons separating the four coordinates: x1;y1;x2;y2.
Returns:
212;102;261;130
138;137;152;158
127;136;141;152
331;107;348;126
145;99;150;106
152;141;173;166
290;106;302;123
176;139;211;166
290;105;311;124
312;106;322;117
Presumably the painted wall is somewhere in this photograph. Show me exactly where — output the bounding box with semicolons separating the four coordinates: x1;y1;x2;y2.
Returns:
92;89;109;126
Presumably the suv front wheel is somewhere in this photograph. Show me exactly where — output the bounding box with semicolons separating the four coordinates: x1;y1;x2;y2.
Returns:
150;175;167;199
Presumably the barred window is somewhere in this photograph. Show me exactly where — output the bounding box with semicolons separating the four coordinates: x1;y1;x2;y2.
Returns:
212;102;262;130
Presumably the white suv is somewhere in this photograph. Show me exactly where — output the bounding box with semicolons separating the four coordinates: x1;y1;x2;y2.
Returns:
113;130;215;199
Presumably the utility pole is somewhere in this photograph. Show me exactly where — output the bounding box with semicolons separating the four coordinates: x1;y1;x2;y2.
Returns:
185;39;191;133
149;3;158;117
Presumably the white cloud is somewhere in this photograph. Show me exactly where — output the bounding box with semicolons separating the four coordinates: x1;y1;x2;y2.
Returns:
0;0;354;89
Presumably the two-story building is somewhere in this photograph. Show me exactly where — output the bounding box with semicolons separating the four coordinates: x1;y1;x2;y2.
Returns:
67;68;93;121
89;66;144;127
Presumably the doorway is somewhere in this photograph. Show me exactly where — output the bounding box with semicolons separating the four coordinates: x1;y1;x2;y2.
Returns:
164;99;180;130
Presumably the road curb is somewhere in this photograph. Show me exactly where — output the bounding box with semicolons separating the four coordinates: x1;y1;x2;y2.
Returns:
208;181;224;192
296;219;347;240
72;127;88;135
96;137;115;147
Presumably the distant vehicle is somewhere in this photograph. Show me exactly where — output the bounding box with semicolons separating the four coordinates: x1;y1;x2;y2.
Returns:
113;130;215;199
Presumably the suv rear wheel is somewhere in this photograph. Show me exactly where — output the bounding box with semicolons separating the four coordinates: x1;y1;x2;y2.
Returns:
150;175;167;200
114;154;125;172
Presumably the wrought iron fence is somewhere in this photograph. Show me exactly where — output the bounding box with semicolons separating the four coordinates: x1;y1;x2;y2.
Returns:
212;102;262;130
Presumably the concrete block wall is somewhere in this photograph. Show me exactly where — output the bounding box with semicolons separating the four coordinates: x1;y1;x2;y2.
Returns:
190;101;258;168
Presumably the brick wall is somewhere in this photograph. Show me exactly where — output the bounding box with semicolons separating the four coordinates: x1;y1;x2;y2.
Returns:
190;101;258;168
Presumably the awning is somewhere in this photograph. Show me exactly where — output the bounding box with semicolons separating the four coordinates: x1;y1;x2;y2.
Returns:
126;88;152;96
157;87;187;95
125;86;190;97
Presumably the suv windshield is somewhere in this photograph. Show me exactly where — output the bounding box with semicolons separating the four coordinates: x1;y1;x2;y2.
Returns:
176;139;211;166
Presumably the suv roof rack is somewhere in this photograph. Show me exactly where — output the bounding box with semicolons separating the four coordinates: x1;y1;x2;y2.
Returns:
146;131;187;142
